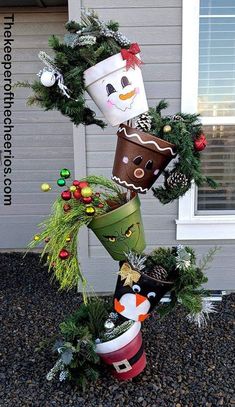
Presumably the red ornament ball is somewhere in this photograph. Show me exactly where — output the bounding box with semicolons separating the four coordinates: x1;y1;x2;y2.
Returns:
79;181;89;189
194;133;207;151
61;190;71;201
73;180;80;187
73;189;82;200
82;196;92;204
63;203;71;213
59;249;69;260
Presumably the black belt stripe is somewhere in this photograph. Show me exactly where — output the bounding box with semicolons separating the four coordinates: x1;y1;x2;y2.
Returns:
111;342;144;371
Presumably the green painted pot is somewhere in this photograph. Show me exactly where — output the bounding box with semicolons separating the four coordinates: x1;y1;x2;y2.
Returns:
88;194;146;261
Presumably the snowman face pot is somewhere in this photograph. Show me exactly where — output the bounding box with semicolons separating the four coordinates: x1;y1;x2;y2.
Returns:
88;193;146;261
112;124;177;193
84;53;148;126
95;322;146;380
114;272;173;322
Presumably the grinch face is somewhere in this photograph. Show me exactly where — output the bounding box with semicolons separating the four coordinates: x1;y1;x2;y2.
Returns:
100;222;141;258
103;69;139;112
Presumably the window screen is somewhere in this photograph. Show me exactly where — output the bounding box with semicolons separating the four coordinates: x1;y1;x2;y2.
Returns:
197;0;235;213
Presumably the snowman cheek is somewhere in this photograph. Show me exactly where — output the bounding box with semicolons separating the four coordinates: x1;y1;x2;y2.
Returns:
107;99;114;108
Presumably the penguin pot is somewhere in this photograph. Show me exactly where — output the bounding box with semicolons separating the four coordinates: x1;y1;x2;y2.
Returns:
95;321;146;380
113;261;174;322
112;123;177;193
88;192;146;261
84;50;148;127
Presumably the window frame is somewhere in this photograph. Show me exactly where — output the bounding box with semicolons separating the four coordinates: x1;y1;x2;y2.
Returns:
176;0;235;240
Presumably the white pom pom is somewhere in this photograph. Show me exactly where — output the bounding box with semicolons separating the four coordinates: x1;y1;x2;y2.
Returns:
40;70;56;87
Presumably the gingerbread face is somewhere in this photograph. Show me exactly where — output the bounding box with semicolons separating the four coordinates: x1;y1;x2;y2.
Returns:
121;152;160;187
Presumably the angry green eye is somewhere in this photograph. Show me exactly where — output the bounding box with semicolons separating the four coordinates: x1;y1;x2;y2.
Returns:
104;235;116;243
125;229;132;238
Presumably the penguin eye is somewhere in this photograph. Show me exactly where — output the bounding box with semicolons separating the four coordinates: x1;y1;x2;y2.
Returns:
145;160;153;170
132;284;141;293
147;292;156;299
106;83;116;96
133;156;142;165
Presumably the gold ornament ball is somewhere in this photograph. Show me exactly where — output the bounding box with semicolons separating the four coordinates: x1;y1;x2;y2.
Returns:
85;206;95;216
81;186;93;198
70;185;77;192
163;124;172;133
65;236;71;242
34;235;40;241
41;183;51;192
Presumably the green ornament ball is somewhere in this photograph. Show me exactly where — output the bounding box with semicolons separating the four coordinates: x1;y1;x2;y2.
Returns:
57;178;66;187
60;168;71;179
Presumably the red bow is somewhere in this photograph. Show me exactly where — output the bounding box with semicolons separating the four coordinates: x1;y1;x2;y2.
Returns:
121;43;143;70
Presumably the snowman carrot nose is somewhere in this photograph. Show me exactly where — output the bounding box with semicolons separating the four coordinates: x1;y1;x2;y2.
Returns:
119;89;136;100
135;293;146;307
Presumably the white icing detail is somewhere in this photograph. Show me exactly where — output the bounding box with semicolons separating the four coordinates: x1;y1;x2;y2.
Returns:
112;175;148;193
118;127;176;156
122;156;129;164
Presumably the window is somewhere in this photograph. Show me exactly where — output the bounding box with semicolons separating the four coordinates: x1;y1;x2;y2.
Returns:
176;0;235;240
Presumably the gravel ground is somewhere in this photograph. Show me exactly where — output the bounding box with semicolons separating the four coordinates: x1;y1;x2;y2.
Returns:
0;252;234;407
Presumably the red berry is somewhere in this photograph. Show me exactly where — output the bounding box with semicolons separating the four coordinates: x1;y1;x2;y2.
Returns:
61;190;71;201
63;204;71;212
73;189;82;200
98;203;104;208
194;134;207;151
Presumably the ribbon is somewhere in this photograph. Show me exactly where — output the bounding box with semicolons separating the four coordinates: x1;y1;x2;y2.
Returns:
121;43;143;70
56;72;71;99
119;262;141;287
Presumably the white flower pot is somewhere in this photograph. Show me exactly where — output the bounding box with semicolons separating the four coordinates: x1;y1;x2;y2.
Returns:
84;53;148;126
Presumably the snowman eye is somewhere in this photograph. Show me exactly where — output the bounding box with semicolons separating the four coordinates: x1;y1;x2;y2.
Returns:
132;284;141;293
147;292;156;299
133;156;143;165
106;84;116;96
121;76;131;88
145;160;153;170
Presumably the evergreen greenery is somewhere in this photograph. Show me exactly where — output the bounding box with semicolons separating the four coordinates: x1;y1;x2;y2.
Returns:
141;100;218;204
28;175;124;292
16;10;131;127
145;246;219;317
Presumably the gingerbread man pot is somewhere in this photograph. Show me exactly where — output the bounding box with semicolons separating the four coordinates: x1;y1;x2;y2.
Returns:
88;193;146;261
112;124;177;193
95;322;146;380
84;46;148;126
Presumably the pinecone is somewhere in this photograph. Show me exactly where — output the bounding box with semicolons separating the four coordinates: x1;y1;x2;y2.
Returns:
148;265;168;281
167;171;189;188
135;113;152;132
172;114;184;121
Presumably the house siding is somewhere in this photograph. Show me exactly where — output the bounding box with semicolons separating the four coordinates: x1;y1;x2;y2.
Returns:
0;8;74;248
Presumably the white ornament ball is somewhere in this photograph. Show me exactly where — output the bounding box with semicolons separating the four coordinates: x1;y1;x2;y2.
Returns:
40;71;56;87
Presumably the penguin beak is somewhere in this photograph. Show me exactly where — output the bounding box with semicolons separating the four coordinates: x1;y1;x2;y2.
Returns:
135;293;147;307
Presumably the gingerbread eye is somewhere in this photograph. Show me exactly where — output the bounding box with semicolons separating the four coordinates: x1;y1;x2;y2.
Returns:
145;160;153;170
147;292;156;299
106;84;116;96
133;156;142;165
121;76;131;88
132;284;141;293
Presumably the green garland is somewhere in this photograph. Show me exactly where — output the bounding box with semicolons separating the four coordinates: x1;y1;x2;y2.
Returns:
16;10;131;127
144;245;219;317
140;100;218;204
29;175;124;291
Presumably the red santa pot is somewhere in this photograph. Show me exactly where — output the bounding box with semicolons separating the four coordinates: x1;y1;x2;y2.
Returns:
84;49;148;127
95;322;146;381
112;124;177;193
